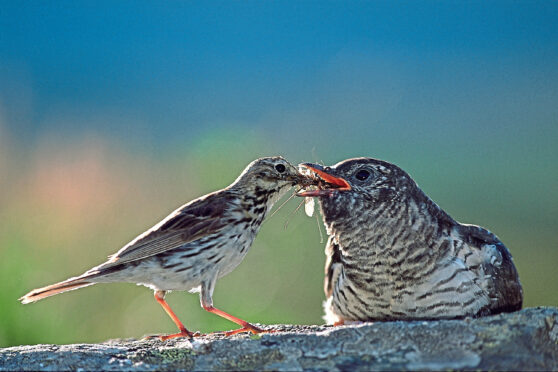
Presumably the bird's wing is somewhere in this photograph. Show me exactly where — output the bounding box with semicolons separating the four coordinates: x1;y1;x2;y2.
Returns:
459;223;523;313
104;190;233;267
460;223;501;247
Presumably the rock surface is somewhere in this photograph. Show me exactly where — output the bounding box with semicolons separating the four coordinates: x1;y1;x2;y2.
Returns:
2;307;557;371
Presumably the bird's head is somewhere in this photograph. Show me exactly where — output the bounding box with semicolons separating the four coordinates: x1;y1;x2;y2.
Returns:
297;157;415;208
232;156;313;198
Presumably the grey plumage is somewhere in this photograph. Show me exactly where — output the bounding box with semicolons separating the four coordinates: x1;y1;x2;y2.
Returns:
299;158;522;324
21;156;308;338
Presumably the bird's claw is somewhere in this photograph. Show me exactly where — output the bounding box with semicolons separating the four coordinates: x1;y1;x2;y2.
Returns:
143;330;203;341
212;325;277;337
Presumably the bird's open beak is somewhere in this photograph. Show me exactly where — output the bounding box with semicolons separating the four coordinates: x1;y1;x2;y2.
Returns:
296;163;351;197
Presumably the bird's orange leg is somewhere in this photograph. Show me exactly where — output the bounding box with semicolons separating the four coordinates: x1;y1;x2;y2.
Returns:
153;291;199;340
202;304;273;336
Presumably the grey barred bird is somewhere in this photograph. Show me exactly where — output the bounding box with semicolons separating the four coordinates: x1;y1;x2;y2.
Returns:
298;158;523;325
20;156;311;339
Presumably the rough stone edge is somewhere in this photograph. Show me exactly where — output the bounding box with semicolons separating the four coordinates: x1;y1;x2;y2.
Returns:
1;307;557;371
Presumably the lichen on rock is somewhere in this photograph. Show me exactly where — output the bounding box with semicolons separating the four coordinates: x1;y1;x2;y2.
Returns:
1;307;557;371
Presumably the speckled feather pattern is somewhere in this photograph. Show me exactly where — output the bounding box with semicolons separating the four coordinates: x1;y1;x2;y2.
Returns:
78;160;297;309
20;156;304;312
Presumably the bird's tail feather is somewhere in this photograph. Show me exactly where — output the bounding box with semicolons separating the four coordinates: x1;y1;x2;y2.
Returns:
19;276;95;304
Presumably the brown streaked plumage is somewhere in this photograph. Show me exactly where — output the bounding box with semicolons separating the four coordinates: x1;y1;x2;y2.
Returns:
298;158;522;324
21;156;311;339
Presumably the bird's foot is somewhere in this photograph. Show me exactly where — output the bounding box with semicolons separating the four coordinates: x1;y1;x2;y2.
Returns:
222;324;276;337
160;330;203;341
143;329;202;341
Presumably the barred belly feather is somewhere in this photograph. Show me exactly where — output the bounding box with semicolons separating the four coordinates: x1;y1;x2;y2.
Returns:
301;158;523;324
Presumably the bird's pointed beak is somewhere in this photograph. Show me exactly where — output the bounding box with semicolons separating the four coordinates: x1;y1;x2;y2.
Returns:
286;166;314;185
297;163;351;197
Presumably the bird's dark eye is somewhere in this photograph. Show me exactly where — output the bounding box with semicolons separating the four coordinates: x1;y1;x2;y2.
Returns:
275;164;286;173
355;169;370;181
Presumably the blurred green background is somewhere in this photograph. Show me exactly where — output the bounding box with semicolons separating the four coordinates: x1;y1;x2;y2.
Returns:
1;2;557;347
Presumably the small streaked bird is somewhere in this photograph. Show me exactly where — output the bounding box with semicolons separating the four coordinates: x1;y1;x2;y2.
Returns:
21;156;310;339
298;158;523;325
